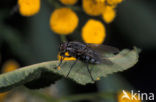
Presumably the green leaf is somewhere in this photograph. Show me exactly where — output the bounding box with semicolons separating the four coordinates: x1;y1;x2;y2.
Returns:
0;48;139;92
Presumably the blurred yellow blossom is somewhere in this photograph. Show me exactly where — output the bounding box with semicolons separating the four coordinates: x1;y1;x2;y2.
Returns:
50;8;79;35
0;92;9;102
18;0;40;16
82;19;106;44
96;0;105;3
82;0;106;16
118;90;141;102
96;77;100;80
102;6;116;23
2;60;19;73
58;52;76;61
107;0;123;5
60;0;78;5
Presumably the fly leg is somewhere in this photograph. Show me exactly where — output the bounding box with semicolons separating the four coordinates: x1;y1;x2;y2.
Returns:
66;60;78;77
56;56;64;70
86;64;95;81
56;54;73;70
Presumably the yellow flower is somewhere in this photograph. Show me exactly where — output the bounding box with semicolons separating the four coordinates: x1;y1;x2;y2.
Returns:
60;0;78;5
96;77;100;80
58;52;76;61
82;19;106;44
102;6;116;23
107;0;123;5
96;0;105;3
0;92;9;102
82;0;106;16
2;60;19;73
118;90;141;102
50;8;79;35
18;0;40;16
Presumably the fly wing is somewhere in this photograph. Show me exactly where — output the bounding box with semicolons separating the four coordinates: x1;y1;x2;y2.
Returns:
86;43;119;65
85;49;101;62
86;43;119;54
86;52;113;65
101;58;113;65
84;48;113;65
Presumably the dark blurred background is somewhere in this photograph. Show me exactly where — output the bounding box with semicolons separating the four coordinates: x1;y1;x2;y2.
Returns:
0;0;156;102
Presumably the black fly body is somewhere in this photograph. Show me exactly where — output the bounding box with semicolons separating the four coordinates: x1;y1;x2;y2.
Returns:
57;41;119;81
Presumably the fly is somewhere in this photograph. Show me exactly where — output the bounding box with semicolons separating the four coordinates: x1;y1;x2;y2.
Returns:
57;41;119;81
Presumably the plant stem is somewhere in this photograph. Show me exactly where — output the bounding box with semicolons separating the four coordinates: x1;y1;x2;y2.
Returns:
60;35;67;42
48;0;61;8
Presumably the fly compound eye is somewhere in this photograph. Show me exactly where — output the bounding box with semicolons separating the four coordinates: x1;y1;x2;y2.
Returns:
59;45;66;54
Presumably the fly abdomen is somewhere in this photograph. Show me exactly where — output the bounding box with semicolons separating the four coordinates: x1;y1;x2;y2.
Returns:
77;55;100;64
89;58;100;64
